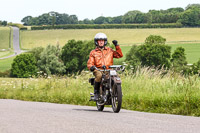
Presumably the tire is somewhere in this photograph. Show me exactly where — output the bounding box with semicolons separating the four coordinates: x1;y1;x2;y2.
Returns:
112;84;122;113
96;101;104;111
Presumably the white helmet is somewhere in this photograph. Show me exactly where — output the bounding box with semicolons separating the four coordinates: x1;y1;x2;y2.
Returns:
94;33;107;46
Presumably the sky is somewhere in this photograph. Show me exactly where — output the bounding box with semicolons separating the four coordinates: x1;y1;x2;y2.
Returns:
0;0;199;23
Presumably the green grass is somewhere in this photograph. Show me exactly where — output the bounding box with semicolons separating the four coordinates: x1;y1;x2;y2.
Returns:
20;28;200;49
169;43;200;64
0;68;200;116
0;51;14;58
0;57;14;72
0;27;11;49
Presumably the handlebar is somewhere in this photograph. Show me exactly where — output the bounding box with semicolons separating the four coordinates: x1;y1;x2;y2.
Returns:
94;65;125;72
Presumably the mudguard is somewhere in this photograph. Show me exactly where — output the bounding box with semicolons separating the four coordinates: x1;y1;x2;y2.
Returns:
112;76;121;84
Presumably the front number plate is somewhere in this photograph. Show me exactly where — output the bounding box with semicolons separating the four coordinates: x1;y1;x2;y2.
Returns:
110;70;117;76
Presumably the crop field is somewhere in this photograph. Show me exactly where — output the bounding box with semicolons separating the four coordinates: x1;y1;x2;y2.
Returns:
0;68;200;116
0;27;11;49
20;28;200;49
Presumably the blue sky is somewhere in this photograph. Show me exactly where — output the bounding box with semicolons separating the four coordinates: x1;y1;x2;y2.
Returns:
1;0;199;23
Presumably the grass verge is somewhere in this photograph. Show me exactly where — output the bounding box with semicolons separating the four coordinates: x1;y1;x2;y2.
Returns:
0;68;200;116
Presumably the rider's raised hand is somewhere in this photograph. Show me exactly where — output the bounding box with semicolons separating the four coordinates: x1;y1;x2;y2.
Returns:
112;40;118;46
90;66;95;72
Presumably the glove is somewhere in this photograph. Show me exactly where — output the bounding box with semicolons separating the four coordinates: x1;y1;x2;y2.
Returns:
90;66;95;72
112;40;118;46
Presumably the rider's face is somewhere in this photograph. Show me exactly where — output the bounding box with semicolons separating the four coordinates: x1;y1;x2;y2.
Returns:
98;40;105;47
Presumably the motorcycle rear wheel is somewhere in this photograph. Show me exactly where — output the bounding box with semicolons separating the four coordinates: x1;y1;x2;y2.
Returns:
112;84;122;113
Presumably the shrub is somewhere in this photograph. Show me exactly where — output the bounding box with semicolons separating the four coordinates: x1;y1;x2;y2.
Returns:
37;45;66;75
0;70;11;77
30;47;44;62
136;35;171;68
125;45;141;71
192;59;200;75
170;47;190;75
11;54;37;78
61;40;94;74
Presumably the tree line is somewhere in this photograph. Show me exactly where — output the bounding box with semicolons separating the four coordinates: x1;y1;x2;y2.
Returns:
0;20;7;26
21;4;200;27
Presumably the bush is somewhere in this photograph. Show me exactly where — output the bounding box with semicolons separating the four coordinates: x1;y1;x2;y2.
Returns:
125;45;141;71
136;35;171;68
30;47;44;62
170;47;192;75
0;70;10;77
61;40;94;74
37;45;66;76
11;54;37;78
192;59;200;75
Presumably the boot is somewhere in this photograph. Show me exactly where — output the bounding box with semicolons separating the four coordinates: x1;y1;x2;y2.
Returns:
94;82;100;101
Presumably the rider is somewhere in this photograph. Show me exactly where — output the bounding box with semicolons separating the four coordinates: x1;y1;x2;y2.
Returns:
87;33;123;100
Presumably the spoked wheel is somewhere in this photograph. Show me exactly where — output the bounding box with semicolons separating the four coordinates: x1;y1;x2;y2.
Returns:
96;101;104;111
112;84;122;113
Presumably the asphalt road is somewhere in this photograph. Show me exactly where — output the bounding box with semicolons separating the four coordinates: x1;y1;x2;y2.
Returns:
0;27;21;60
0;99;199;133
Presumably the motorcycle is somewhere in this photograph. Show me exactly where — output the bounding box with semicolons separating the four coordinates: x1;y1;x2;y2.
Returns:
89;65;125;113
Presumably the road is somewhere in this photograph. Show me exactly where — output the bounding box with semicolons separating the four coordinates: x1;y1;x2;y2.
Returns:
0;27;22;60
0;99;199;133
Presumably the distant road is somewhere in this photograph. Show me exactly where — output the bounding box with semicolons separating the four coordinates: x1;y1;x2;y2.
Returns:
0;27;22;60
0;99;199;133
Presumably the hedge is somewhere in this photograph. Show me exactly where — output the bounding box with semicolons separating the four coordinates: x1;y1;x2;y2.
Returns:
30;23;183;30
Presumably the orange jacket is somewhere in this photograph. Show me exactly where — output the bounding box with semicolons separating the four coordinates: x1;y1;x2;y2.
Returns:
87;46;123;70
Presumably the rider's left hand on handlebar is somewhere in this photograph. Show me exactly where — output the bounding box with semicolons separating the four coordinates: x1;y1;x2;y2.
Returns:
90;66;96;72
112;40;118;46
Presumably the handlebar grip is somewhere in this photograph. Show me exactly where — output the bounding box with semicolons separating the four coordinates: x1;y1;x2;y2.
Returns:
102;65;106;69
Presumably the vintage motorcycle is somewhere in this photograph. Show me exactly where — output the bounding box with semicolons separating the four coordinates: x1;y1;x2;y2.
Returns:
89;65;125;113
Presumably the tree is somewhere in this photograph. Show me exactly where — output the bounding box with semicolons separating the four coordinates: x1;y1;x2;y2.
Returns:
136;35;171;68
61;40;94;74
125;45;141;71
2;21;7;26
192;59;200;75
37;45;66;75
94;16;107;24
145;35;166;45
11;54;37;78
30;47;44;62
180;7;200;26
21;16;32;25
83;18;93;24
122;10;142;23
170;47;189;74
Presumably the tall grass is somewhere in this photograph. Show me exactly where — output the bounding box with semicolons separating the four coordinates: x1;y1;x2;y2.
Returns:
0;68;200;116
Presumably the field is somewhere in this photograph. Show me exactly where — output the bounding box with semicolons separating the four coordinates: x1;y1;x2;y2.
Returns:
20;28;200;49
1;28;200;72
0;68;200;116
0;57;14;71
0;27;11;49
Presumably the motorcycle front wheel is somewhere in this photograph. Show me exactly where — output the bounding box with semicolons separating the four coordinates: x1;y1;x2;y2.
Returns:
96;101;104;111
112;84;122;113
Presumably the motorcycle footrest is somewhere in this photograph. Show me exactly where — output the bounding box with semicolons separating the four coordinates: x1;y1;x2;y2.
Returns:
89;96;95;101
